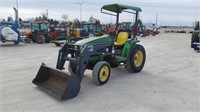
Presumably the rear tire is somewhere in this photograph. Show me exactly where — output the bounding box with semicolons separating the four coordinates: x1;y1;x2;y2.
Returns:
36;35;45;44
45;34;52;43
92;61;111;85
125;44;146;73
191;32;199;48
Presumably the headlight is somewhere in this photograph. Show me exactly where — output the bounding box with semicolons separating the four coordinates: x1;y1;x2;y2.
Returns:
74;45;78;49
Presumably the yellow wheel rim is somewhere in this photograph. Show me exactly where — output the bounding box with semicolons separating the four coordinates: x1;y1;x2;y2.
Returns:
134;51;143;67
99;66;109;82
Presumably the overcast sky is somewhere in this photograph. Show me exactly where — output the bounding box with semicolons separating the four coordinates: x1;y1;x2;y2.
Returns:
0;0;199;26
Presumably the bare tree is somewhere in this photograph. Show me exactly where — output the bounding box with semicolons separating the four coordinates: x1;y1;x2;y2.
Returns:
62;14;68;22
89;15;98;23
89;15;94;22
41;11;48;21
0;18;5;21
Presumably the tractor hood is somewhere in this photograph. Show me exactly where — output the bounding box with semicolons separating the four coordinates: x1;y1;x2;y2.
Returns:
74;35;113;46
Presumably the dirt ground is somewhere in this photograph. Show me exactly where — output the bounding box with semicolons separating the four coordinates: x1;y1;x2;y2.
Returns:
0;33;199;112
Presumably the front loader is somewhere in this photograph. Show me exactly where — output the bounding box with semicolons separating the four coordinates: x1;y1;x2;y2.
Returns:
32;4;146;100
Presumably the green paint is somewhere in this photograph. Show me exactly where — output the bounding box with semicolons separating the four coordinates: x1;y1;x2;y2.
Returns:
89;55;105;64
115;49;122;55
101;4;142;13
122;40;140;58
116;56;127;62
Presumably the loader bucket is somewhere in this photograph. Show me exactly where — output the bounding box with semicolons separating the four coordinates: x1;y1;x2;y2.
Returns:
32;64;80;100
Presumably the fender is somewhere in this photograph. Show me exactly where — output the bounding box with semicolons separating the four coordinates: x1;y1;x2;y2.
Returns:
122;39;140;58
26;32;32;38
36;32;44;35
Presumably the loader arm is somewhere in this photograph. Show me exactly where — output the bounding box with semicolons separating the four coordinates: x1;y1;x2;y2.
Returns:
56;42;113;81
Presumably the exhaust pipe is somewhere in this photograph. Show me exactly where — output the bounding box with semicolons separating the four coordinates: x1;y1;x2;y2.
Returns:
32;64;80;100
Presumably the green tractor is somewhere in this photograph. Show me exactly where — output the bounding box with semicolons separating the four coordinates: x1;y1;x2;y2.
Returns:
81;22;108;37
26;22;51;44
32;4;146;100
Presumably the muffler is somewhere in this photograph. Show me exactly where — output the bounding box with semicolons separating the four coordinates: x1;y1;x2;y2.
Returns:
32;64;80;100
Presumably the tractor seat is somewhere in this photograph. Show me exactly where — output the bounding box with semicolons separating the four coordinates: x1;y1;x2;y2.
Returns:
114;32;129;46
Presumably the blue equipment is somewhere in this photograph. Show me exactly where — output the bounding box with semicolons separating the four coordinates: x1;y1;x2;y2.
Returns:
193;43;200;50
0;7;23;44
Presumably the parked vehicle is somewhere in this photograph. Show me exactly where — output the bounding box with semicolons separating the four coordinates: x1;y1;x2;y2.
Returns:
32;4;146;100
81;22;108;37
25;22;51;44
0;7;23;44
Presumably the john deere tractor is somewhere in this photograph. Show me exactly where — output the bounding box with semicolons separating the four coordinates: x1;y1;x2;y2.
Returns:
32;4;146;100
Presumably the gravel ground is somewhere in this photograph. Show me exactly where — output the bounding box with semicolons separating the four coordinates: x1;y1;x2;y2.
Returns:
0;33;199;112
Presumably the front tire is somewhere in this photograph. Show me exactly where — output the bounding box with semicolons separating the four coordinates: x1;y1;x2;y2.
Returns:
125;44;146;73
55;42;61;46
36;35;45;44
14;41;19;44
45;34;52;43
68;62;77;74
88;33;95;37
92;61;111;85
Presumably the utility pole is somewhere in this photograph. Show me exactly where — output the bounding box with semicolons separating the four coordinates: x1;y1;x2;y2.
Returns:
16;0;18;11
15;0;19;26
110;15;112;24
156;14;158;25
76;1;85;22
